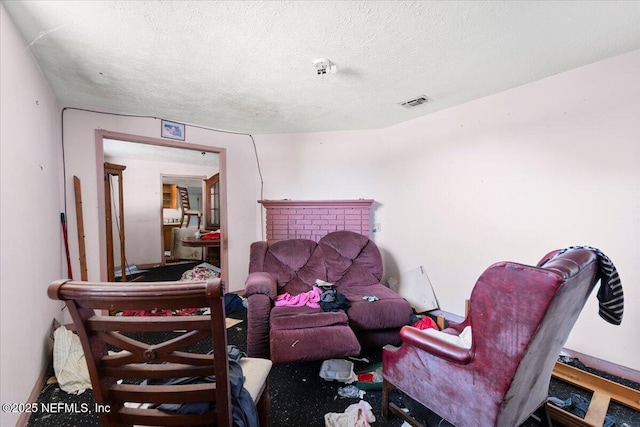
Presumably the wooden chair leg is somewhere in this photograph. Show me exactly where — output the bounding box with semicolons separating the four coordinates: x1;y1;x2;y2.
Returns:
382;379;391;420
257;390;271;427
542;403;554;427
382;378;426;427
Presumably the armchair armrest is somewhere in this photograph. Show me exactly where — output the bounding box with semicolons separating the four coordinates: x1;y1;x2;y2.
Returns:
245;272;277;300
245;272;277;358
399;325;473;364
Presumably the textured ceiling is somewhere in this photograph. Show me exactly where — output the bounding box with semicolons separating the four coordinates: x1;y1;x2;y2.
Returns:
5;1;640;134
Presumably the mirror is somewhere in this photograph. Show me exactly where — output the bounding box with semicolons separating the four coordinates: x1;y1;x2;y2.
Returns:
100;136;224;282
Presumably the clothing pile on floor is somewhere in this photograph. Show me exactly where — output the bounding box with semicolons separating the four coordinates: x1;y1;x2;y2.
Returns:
120;263;223;317
324;400;376;427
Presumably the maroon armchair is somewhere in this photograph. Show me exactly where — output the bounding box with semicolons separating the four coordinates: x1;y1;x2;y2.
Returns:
382;248;600;427
245;231;412;363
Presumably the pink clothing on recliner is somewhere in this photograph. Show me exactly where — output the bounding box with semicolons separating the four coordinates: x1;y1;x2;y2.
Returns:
275;287;322;308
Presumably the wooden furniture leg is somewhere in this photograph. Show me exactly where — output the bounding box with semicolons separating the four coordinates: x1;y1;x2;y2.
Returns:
382;379;426;427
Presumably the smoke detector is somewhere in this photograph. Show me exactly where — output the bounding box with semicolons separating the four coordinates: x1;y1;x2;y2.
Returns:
314;58;337;76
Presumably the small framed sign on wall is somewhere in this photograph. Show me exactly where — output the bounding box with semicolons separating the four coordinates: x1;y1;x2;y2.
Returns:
161;120;185;141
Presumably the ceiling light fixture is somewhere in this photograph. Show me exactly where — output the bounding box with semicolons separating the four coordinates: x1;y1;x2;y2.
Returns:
314;58;337;79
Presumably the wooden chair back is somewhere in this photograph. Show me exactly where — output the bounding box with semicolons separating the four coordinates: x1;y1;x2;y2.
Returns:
177;186;202;228
178;186;192;210
48;279;237;426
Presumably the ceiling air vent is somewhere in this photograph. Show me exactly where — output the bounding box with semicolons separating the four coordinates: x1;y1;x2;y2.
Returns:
399;95;431;109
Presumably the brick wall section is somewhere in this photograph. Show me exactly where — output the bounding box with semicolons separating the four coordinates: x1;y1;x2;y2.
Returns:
258;199;374;244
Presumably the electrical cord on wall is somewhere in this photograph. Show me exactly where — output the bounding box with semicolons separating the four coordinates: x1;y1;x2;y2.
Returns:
250;134;266;239
60;106;267;274
186;122;266;238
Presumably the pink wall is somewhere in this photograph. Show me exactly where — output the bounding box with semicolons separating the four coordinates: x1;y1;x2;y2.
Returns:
254;49;640;371
1;5;63;425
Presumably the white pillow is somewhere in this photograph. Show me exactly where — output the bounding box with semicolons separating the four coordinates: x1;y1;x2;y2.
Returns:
422;326;472;349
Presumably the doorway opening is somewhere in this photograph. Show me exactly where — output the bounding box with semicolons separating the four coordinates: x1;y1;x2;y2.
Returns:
161;174;205;264
96;130;227;285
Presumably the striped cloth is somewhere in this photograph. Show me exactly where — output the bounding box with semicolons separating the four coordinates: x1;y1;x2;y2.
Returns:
550;246;624;325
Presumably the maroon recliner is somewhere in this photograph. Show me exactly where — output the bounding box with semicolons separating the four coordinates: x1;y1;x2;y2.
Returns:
318;231;413;349
244;230;412;363
382;248;602;427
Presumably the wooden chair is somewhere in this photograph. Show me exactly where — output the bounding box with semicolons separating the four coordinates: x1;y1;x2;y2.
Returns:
178;186;202;228
48;278;272;426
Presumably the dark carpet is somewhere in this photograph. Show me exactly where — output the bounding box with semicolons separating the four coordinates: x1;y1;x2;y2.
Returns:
27;308;640;427
117;260;201;282
28;262;639;426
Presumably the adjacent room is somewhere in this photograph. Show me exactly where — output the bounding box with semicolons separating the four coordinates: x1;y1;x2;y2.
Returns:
2;1;639;426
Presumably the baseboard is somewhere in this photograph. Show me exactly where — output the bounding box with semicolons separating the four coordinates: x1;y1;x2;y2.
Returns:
138;261;191;269
562;347;640;384
16;347;52;427
17;319;62;427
